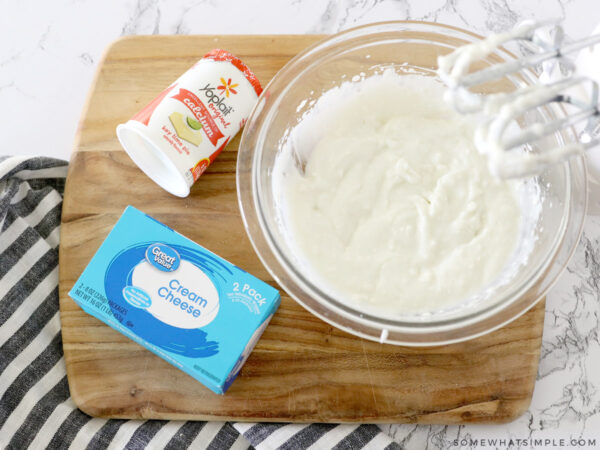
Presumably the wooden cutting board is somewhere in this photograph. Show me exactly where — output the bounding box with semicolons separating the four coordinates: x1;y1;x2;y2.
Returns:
58;34;545;423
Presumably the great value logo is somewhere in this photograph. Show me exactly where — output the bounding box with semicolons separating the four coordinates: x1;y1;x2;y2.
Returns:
145;243;181;272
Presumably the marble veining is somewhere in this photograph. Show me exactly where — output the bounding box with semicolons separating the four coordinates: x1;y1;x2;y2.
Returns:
3;0;600;447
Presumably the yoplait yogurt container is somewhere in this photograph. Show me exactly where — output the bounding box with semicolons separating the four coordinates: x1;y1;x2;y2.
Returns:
116;49;262;197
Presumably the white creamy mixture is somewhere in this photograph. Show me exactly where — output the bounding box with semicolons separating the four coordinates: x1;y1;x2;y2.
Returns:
280;74;524;314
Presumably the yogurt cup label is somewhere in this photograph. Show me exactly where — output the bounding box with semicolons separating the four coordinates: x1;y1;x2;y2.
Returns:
117;49;262;197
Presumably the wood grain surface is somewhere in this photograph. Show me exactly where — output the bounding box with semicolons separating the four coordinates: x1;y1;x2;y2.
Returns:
58;34;545;423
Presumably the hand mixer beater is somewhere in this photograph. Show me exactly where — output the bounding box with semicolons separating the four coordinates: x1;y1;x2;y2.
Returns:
437;20;600;179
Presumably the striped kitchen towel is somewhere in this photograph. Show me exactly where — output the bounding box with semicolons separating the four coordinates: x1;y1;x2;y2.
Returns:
0;155;401;449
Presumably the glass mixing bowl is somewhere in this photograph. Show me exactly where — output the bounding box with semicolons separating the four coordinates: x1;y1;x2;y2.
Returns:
237;21;587;346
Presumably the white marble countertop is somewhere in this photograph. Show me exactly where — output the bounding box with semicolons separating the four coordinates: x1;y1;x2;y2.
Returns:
3;0;600;448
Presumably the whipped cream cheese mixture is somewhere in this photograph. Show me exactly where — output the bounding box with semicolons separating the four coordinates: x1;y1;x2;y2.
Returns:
276;73;528;315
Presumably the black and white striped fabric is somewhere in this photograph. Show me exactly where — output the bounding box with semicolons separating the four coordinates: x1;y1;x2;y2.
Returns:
0;156;401;449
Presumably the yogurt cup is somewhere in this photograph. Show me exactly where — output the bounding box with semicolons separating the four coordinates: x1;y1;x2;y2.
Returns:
117;49;262;197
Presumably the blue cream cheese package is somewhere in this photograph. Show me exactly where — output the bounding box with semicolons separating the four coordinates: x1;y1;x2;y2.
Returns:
69;206;280;394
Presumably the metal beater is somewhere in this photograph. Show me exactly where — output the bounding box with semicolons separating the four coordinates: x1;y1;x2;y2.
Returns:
437;20;600;178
